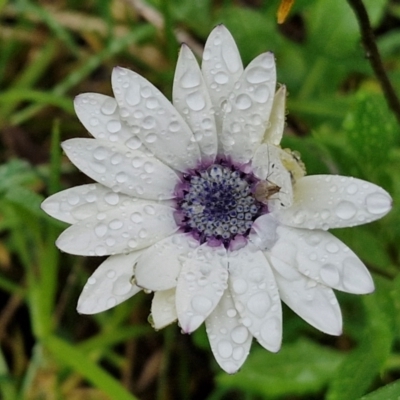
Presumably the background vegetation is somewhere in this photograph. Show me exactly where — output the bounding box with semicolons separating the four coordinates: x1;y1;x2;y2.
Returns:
0;0;400;399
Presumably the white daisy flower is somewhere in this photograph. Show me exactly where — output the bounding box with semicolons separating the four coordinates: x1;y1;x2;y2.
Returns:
42;25;392;373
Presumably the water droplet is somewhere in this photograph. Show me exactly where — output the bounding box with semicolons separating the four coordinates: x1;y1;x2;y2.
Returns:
254;84;269;103
201;118;212;129
366;192;391;215
101;97;117;115
93;146;108;160
232;278;247;294
231;326;249;344
95;245;107;256
67;194;79;206
144;205;155;215
89;117;99;126
169;121;180;132
131;157;143;168
142;116;156;129
88;277;96;285
217;340;233;359
112;275;132;295
320;263;340;286
95;223;107;237
146;97;159;109
247;292;270;317
125;83;141;106
105;192;119;205
128;239;137;248
191;295;213;314
144;161;154;173
326;242;339;253
335;201;356;220
125;137;142;150
145;133;157;143
106;297;117;308
260;316;280;347
131;212;143;223
232;346;244;361
222;45;241;73
214;71;229;84
139;229;147;238
246;66;270;83
107;270;116;279
227;308;237;318
180;69;201;88
109;219;123;230
186;91;206;111
346;183;358;195
107;120;121;133
235;94;252;110
116;172;127;183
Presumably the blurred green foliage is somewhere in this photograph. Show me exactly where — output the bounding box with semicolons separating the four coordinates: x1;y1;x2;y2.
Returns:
0;0;400;399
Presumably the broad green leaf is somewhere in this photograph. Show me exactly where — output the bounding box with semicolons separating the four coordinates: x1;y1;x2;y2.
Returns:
327;277;395;400
217;339;344;398
360;379;400;400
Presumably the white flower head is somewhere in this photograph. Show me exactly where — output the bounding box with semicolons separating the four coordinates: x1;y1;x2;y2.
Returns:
42;25;392;373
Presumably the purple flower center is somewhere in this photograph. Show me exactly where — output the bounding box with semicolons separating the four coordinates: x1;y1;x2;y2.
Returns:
175;161;264;246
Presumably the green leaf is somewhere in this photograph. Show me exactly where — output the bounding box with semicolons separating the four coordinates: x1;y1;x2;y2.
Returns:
343;91;399;176
360;379;400;400
217;339;344;398
327;277;395;400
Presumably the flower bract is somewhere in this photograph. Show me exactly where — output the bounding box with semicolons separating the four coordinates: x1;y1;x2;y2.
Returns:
42;25;392;373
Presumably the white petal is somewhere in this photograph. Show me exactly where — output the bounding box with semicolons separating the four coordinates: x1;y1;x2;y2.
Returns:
176;244;228;333
56;203;178;256
173;45;217;164
111;67;201;172
270;256;342;335
205;290;252;374
271;226;374;294
74;93;138;145
220;52;277;164
135;233;199;291
252;144;293;209
228;245;282;352
274;175;392;230
77;252;142;314
62;138;179;200
151;288;177;330
263;85;286;145
249;213;279;250
42;183;142;224
201;25;243;134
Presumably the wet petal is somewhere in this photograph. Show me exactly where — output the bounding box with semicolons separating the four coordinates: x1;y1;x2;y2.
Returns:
249;213;279;250
77;252;142;314
201;25;243;134
56;203;178;256
274;175;392;230
173;45;217;164
62;138;179;200
221;52;277;164
263;84;286;145
205;290;252;374
271;226;374;294
41;183;156;224
176;244;228;333
135;233;199;291
270;256;342;335
229;245;282;352
151;288;177;330
74;93;136;144
111;67;201;172
252;144;293;209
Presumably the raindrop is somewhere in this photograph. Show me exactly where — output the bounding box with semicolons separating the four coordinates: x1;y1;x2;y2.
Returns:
180;70;201;88
90;162;106;174
260;316;280;346
222;46;241;73
169;121;180;132
101;97;117;115
231;326;249;344
325;242;339;253
107;120;121;133
142;116;156;130
67;194;80;206
320;263;340;286
111;153;122;165
125;82;141;106
132;157;143;168
214;71;229;84
191;295;213;314
116;172;127;183
146;97;159;109
131;212;143;223
93;146;108;160
112;275;132;296
366;192;391;215
105;192;119;205
139;229;148;238
227;308;237;318
89;117;99;126
247;292;271;317
109;219;123;230
95;223;107;237
125;137;142;149
346;183;358;195
106;297;117;308
235;94;252;110
217;340;233;359
88;277;96;285
95;245;107;256
246;66;270;84
232;278;247;294
144;205;155;215
145;133;157;143
107;270;116;279
186;91;206;111
254;85;269;103
128;239;138;248
335;201;356;220
144;162;154;173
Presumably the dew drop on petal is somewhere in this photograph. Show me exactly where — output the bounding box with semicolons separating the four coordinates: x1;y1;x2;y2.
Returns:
100;97;117;115
232;278;247;294
235;94;252;110
320;263;340;286
125;137;142;149
180;70;201;89
246;66;270;84
247;292;271;318
112;275;132;296
191;295;213;314
335;201;357;220
105;192;119;205
106;297;117;308
131;212;143;223
217;340;233;359
365;192;391;215
88;277;96;285
325;242;339;253
106;120;122;133
231;326;249;344
107;270;116;279
186;91;206;111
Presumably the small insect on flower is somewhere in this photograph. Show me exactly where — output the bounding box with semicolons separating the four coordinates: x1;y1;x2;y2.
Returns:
254;179;281;205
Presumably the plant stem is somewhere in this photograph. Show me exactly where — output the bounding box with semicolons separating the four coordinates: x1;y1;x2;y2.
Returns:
347;0;400;125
